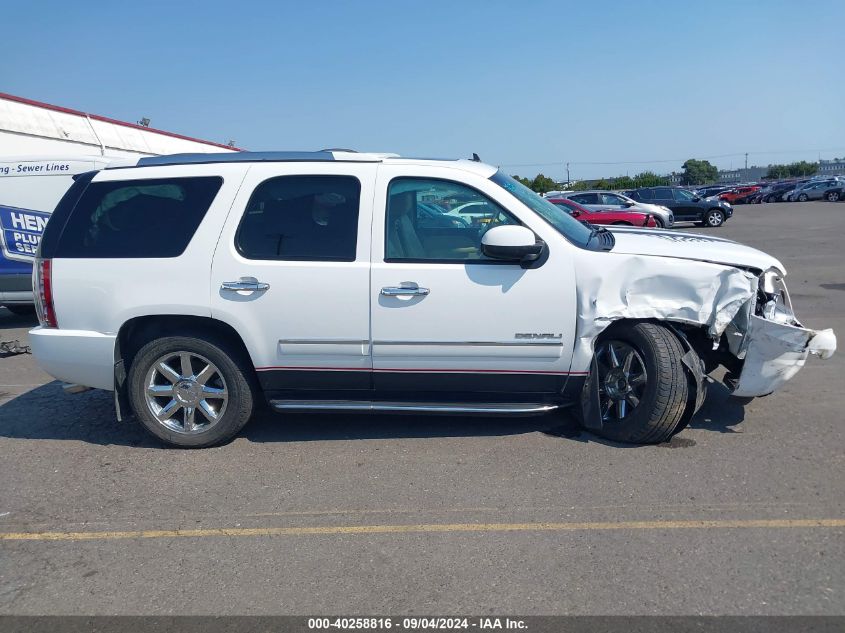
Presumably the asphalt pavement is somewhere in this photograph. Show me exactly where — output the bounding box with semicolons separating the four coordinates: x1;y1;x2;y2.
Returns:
0;201;842;615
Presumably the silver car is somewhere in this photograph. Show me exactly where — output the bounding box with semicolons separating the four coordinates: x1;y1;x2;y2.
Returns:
788;180;842;202
555;190;674;227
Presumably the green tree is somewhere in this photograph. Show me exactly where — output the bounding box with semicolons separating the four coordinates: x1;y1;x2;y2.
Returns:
530;173;558;194
681;159;719;185
511;175;533;188
766;161;818;178
632;171;669;187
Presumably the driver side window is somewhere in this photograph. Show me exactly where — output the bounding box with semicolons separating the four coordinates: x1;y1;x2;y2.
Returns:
385;178;519;262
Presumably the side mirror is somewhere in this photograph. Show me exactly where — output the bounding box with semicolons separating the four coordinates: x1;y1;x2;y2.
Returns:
624;201;636;207
568;209;580;217
481;225;545;264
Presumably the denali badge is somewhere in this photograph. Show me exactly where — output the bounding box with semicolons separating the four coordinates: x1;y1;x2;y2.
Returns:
515;333;563;340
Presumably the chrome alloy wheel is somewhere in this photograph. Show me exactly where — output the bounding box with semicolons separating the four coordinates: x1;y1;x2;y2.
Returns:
144;352;228;434
596;340;648;422
707;210;724;226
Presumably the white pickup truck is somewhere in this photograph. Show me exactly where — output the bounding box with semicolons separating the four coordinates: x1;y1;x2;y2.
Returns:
29;151;836;447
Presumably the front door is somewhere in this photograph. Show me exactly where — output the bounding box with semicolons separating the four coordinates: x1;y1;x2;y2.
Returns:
369;164;577;402
210;162;377;396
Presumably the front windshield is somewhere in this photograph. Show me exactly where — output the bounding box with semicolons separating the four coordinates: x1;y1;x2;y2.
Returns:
489;171;594;247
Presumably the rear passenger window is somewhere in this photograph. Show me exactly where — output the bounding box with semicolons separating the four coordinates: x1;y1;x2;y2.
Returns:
55;177;222;258
236;175;360;261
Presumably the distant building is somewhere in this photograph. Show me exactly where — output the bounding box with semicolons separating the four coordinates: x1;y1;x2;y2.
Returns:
717;166;768;184
818;158;845;176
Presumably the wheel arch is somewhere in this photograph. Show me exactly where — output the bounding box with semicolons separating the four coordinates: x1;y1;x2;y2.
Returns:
113;314;258;420
579;318;711;436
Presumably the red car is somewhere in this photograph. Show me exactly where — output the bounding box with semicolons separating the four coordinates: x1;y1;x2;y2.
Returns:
547;198;658;227
719;185;760;204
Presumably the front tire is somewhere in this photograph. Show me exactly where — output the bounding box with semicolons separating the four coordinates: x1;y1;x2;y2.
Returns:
704;209;725;227
588;322;688;444
827;192;840;202
128;335;256;447
798;194;808;202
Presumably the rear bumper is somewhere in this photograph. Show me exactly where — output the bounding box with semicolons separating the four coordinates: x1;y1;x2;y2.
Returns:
28;327;116;391
731;316;836;397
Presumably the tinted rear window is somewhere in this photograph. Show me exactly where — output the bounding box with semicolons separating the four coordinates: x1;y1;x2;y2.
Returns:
235;175;360;261
54;177;222;258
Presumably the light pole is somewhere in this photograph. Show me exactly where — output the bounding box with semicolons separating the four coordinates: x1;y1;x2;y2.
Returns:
566;162;570;186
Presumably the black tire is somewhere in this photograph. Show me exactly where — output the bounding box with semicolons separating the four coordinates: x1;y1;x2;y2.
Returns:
128;335;256;448
653;217;665;228
3;304;36;316
704;209;725;227
589;322;688;444
827;192;840;202
797;194;808;202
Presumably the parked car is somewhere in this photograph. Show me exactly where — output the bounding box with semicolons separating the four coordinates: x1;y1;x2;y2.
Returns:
417;202;469;228
546;197;658;227
625;187;733;227
695;185;734;199
719;186;760;204
787;180;843;201
29;151;836;448
821;185;844;202
754;182;801;203
444;200;504;225
554;190;674;228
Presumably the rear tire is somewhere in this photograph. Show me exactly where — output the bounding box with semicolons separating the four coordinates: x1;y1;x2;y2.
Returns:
588;322;688;444
827;192;840;202
128;335;256;448
798;194;808;202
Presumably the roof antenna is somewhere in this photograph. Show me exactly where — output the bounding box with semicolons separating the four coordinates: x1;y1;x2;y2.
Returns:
471;153;481;162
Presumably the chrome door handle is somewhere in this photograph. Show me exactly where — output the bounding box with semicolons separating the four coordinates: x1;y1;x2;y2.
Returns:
221;280;270;291
381;286;430;297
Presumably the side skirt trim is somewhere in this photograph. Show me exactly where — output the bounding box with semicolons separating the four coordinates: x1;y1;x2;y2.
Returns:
269;400;561;415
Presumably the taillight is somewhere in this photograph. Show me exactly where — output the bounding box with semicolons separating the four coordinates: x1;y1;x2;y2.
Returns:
33;257;57;328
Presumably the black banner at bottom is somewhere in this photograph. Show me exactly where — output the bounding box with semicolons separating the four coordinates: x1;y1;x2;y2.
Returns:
0;616;843;633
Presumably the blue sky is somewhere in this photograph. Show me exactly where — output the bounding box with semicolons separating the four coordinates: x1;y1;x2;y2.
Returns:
3;0;844;180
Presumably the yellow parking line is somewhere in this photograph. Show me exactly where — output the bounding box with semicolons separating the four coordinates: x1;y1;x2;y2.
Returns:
1;518;843;542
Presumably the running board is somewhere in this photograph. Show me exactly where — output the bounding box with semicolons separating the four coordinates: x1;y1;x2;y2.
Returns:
269;400;561;416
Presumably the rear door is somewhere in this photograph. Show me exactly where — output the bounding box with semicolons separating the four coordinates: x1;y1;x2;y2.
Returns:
671;188;701;220
651;187;677;214
210;162;377;396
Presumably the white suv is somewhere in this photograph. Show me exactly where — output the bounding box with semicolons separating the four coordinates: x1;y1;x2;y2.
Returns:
30;151;836;447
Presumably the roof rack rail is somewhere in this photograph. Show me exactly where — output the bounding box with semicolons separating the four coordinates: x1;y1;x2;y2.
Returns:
132;151;336;168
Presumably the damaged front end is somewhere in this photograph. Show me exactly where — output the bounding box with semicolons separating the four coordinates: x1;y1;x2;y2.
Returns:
574;253;836;432
723;269;836;397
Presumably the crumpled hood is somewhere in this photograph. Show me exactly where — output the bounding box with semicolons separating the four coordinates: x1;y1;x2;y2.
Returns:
607;227;785;273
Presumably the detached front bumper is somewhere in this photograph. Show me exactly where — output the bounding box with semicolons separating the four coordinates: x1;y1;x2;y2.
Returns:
731;315;837;397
